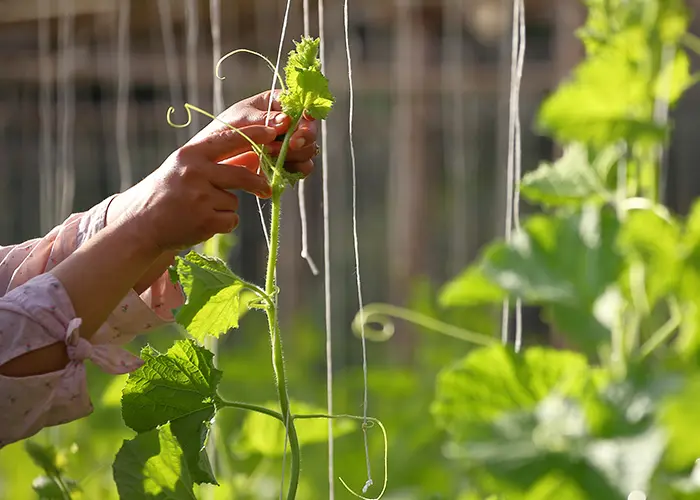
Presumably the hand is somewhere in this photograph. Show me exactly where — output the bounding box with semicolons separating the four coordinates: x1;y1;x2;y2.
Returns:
109;123;277;253
191;90;319;177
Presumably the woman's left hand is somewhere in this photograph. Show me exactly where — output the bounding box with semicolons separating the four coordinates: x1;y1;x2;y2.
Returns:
189;90;319;178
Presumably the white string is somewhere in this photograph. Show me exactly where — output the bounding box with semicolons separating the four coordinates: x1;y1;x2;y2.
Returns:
343;0;373;492
316;0;335;496
38;0;54;234
298;0;319;276
501;0;525;350
210;0;224;116
513;0;525;352
116;0;132;192
185;0;201;133
655;44;675;203
57;0;75;221
157;0;186;146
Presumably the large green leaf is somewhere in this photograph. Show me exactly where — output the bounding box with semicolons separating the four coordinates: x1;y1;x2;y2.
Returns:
432;345;593;441
433;345;666;498
113;412;214;499
439;266;506;309
121;339;221;433
538;29;665;147
236;400;357;457
482;206;623;355
172;251;246;341
520;144;609;207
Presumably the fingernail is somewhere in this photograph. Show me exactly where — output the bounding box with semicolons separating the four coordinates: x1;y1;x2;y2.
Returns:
292;138;306;149
274;113;287;125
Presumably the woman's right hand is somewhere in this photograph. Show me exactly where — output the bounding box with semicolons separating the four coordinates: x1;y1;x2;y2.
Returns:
108;124;279;253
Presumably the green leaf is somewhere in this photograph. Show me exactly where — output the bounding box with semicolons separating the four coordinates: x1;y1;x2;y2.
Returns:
481;206;623;355
520;144;609;207
439;266;506;308
121;339;221;433
538;28;665;147
113;416;204;499
280;36;335;120
674;201;700;358
659;376;700;471
173;251;246;341
617;208;681;309
432;345;594;441
655;50;695;106
236;400;357;457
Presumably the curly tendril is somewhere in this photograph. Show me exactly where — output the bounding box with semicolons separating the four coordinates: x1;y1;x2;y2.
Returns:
167;103;267;158
294;414;388;500
352;303;497;346
215;402;389;500
215;48;286;91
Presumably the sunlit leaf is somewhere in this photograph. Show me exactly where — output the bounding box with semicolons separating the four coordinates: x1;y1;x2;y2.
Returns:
173;251;246;341
432;345;593;441
113;416;202;499
121;339;221;433
521;144;608;206
439;267;506;308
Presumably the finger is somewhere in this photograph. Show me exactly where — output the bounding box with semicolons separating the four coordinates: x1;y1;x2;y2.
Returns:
206;163;272;198
284;160;314;177
220;151;262;173
250;90;284;113
187;125;277;162
209;212;240;235
267;141;318;163
289;120;318;150
210;187;239;212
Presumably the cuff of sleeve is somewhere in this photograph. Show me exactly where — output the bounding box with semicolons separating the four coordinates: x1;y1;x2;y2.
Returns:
76;193;119;248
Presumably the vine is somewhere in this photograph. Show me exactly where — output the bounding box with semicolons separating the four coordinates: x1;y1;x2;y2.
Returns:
111;37;387;500
350;1;700;498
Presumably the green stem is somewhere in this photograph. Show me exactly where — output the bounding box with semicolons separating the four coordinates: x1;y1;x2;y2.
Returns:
640;299;682;359
52;474;72;500
264;121;302;500
218;399;284;421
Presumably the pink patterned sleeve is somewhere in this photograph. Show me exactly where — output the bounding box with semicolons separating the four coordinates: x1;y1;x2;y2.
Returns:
0;196;184;448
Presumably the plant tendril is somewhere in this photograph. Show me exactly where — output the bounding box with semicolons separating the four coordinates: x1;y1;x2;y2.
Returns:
215;49;286;91
294;414;388;500
352;303;497;346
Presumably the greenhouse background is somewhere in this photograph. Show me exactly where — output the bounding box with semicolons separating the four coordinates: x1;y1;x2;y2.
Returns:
1;0;700;498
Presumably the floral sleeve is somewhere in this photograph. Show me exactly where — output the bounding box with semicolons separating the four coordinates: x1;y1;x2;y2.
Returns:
0;196;184;447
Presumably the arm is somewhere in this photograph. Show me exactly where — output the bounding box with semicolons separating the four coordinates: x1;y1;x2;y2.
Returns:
0;218;161;377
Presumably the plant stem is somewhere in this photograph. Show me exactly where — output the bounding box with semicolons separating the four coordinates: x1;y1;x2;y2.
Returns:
264;122;302;500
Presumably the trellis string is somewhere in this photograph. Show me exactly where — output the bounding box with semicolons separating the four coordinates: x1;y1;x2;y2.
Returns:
116;0;132;192
343;0;373;492
502;0;526;350
313;0;337;496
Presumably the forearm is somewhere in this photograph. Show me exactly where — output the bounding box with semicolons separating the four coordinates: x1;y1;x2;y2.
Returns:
108;192;177;294
0;219;160;377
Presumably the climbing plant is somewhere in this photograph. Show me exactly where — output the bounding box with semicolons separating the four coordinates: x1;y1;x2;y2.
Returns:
109;37;386;500
351;1;700;498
